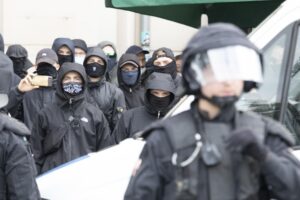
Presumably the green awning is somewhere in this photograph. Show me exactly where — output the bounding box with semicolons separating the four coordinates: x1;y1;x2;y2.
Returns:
105;0;283;29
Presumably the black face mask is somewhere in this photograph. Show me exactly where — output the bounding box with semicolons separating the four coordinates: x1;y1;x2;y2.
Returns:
37;63;57;78
148;93;171;112
209;96;239;109
85;63;106;78
10;57;27;78
153;60;177;79
58;54;73;66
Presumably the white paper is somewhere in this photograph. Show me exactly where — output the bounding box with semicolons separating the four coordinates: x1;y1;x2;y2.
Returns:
36;139;145;200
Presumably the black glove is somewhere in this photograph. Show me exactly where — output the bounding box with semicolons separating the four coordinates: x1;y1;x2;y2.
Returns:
226;128;268;162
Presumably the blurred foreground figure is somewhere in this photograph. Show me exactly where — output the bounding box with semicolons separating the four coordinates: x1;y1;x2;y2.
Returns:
125;23;300;200
0;51;40;199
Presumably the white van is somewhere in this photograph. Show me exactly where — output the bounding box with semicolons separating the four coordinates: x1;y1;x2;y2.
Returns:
37;1;300;199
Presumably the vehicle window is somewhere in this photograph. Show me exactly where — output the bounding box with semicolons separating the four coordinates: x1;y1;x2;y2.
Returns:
237;30;288;119
284;26;300;145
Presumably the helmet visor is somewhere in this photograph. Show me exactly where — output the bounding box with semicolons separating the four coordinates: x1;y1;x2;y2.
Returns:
190;45;263;86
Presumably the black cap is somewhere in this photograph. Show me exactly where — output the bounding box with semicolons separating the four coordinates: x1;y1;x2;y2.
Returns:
125;45;149;55
36;48;58;65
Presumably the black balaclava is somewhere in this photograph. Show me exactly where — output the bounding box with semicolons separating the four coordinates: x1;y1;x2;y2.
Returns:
57;53;73;66
153;60;177;79
36;62;57;78
151;47;177;79
6;44;29;78
10;57;27;78
51;38;75;66
148;92;172;112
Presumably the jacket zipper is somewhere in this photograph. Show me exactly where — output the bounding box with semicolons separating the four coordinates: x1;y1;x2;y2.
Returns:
129;88;132;93
157;111;161;119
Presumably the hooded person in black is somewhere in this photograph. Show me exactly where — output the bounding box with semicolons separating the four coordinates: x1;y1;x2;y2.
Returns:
5;48;59;128
0;33;4;52
31;62;112;174
125;23;300;200
0;51;40;199
118;53;144;110
0;51;25;120
83;47;126;130
52;37;75;66
73;38;88;65
125;45;149;75
98;41;118;85
142;47;184;99
6;44;33;78
113;72;176;144
22;48;60;130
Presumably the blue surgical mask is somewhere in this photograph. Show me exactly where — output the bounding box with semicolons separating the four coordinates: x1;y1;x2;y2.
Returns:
121;70;139;86
62;82;83;96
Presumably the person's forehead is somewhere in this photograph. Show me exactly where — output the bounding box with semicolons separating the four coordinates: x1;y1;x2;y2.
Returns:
88;56;103;61
59;45;71;51
64;71;81;78
154;56;172;62
75;48;86;53
151;89;168;93
122;63;137;69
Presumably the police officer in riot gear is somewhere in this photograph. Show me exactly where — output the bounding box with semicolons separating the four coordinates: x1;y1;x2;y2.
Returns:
124;23;300;200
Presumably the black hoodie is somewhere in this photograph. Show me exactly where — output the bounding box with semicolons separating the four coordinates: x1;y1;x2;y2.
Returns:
6;44;33;78
52;37;75;65
0;51;40;199
118;53;144;110
84;47;126;130
112;72;176;143
31;62;112;174
0;33;4;52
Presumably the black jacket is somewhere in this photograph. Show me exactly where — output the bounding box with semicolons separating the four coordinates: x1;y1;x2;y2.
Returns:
125;106;300;200
23;86;56;130
31;62;112;174
0;33;4;52
84;47;126;130
0;52;22;119
118;53;144;110
113;72;176;143
0;113;40;200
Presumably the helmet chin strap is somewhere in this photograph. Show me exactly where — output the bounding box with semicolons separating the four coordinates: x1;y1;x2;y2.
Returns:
201;94;239;109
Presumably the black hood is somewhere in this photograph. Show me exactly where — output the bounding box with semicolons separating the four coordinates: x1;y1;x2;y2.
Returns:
144;72;176;115
73;39;88;53
56;62;87;102
0;52;14;108
151;47;175;61
97;41;117;55
117;53;141;89
83;47;108;74
0;34;4;52
52;37;75;56
6;44;28;58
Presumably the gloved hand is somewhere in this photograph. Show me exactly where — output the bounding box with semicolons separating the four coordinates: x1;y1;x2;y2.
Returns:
226;128;268;162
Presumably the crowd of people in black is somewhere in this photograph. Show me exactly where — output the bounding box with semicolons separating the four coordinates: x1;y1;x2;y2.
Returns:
1;22;300;200
0;32;183;199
